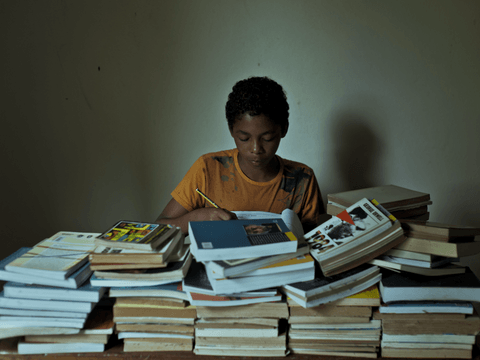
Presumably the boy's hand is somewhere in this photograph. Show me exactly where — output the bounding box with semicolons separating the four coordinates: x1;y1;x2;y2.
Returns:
192;207;237;221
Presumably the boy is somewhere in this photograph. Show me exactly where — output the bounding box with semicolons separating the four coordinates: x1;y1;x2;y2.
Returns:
156;76;326;234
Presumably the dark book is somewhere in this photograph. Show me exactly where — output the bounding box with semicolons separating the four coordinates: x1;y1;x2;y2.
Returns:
282;264;381;308
379;268;480;303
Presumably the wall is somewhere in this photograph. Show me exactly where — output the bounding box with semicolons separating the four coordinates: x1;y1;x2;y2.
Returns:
1;0;479;270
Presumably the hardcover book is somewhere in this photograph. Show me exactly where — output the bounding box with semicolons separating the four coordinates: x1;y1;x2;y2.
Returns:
188;218;298;261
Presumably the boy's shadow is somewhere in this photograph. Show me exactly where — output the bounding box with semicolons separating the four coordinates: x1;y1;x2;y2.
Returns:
332;113;385;191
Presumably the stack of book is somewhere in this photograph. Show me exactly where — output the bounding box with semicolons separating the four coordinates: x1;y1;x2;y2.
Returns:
327;184;432;220
87;220;199;352
89;220;191;287
378;269;480;358
286;285;382;358
0;232;111;352
392;219;480;260
0;231;99;289
194;301;290;356
14;305;114;355
113;294;196;352
188;210;315;292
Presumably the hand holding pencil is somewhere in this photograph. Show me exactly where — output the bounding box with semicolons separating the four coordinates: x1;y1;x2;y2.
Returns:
195;188;237;220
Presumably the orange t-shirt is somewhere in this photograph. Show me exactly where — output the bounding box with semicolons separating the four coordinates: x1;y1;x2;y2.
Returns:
172;149;325;231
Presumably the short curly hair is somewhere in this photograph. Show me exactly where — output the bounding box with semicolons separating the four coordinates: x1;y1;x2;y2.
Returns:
225;77;289;132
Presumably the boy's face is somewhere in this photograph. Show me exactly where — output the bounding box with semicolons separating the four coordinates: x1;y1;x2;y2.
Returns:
230;113;286;176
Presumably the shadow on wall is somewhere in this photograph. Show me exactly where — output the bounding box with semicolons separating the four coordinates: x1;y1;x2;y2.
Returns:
332;113;385;191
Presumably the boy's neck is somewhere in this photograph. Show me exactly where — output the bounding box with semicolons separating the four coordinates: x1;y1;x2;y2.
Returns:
237;154;280;182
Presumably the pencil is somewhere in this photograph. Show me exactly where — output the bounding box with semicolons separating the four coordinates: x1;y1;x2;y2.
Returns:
195;188;219;208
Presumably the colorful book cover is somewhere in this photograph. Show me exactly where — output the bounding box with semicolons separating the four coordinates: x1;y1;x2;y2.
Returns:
97;221;162;245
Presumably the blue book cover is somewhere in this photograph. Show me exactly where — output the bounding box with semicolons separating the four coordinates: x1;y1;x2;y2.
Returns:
189;218;298;261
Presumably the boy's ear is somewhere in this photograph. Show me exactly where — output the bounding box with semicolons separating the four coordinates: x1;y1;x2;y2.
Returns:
281;123;289;138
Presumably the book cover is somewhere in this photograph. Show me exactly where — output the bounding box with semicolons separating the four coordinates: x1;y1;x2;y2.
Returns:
90;228;184;266
93;251;192;280
189;218;298;261
2;281;106;302
5;233;97;280
368;257;466;276
0;248;92;289
108;282;188;299
283;264;379;298
327;184;431;211
95;221;176;250
306;198;393;263
379;268;480;303
400;219;480;241
204;238;310;279
0;291;95;313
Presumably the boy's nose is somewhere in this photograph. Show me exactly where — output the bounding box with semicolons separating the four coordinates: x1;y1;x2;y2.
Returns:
251;139;263;153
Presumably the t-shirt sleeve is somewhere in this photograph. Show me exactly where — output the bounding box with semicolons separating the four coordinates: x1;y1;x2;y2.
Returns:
171;156;208;212
299;170;326;232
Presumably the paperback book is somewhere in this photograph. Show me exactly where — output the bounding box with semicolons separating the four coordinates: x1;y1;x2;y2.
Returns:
0;248;92;289
5;232;98;280
379;268;480;303
89;228;184;270
305;198;403;276
95;221;176;251
189;218;298;261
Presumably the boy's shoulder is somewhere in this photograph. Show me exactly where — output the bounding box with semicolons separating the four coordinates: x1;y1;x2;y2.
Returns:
280;156;316;177
195;149;237;168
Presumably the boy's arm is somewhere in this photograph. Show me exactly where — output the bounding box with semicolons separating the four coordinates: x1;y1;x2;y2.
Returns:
155;198;236;234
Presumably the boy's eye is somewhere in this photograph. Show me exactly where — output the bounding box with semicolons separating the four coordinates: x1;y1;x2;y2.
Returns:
239;138;249;142
262;137;275;142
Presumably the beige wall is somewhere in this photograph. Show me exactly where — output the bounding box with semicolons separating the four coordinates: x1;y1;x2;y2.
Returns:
1;0;479;270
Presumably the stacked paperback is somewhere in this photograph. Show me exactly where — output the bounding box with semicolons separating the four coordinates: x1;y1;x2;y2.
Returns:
114;294;196;352
89;220;196;352
185;209;314;356
286;285;382;358
327;184;432;220
0;231;113;354
194;301;290;356
378;269;480;358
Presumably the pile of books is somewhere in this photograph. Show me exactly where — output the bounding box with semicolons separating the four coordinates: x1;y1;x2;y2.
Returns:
0;232;113;354
114;294;196;352
184;210;316;356
327;184;432;220
377;269;480;358
286;285;381;357
194;301;289;356
88;220;198;352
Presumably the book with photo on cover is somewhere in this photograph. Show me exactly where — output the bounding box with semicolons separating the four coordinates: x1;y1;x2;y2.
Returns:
95;221;177;251
305;198;404;276
189;218;298;261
